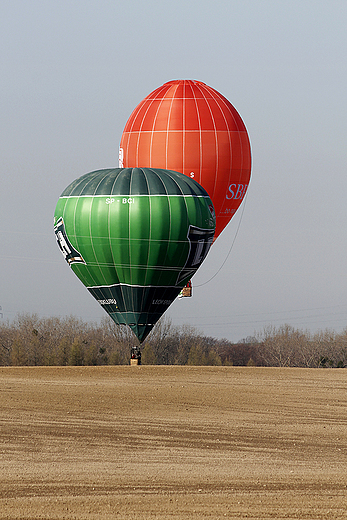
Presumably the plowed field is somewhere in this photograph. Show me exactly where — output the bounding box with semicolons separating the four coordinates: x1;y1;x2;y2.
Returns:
1;366;347;519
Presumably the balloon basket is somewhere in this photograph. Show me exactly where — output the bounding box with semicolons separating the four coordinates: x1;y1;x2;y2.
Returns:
130;346;141;366
181;286;192;297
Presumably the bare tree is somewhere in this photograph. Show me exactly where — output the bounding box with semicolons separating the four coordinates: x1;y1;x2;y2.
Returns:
258;324;303;367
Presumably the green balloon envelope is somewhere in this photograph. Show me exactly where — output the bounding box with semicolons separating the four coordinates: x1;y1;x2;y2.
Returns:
54;168;215;342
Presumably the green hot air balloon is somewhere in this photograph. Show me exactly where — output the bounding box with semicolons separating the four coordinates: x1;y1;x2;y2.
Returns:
54;168;215;342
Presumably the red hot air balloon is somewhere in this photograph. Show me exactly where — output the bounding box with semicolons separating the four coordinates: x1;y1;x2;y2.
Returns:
119;79;251;239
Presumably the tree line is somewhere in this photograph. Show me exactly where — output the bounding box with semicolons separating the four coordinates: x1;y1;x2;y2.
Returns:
0;314;347;367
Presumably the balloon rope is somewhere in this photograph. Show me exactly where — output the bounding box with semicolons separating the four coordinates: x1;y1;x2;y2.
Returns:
194;189;249;288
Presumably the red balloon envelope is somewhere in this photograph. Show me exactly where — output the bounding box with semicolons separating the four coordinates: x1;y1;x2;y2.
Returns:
119;79;251;239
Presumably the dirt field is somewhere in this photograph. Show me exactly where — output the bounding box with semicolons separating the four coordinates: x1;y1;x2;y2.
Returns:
1;365;347;519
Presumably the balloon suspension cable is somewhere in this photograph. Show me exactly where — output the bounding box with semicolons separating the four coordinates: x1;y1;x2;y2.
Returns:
194;189;249;288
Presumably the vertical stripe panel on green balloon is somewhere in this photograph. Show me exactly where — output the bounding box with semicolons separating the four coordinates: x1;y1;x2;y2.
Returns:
166;195;189;280
109;197;130;284
90;197;116;285
129;196;150;286
75;197;106;285
146;195;171;286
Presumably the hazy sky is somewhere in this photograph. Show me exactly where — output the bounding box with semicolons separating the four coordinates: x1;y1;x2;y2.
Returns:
1;0;347;342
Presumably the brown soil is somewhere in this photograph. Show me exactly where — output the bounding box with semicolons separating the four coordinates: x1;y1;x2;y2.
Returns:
1;365;347;519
